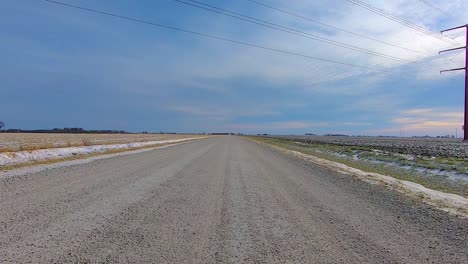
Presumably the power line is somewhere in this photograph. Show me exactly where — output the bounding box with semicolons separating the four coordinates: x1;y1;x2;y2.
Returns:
310;68;341;83
341;51;465;80
247;0;464;69
386;53;461;73
347;0;449;41
43;0;386;71
417;0;452;17
246;0;429;55
314;49;465;87
306;64;331;81
326;63;461;89
347;0;447;39
345;0;457;45
173;0;412;63
278;51;462;89
384;42;467;71
308;71;351;87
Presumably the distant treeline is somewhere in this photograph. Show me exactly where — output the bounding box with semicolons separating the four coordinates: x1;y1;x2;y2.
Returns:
0;127;238;135
0;128;130;134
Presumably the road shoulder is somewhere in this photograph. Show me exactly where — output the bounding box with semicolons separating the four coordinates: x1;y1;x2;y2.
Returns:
248;136;468;218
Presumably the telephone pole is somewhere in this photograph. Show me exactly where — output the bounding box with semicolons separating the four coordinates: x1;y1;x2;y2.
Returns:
439;24;467;140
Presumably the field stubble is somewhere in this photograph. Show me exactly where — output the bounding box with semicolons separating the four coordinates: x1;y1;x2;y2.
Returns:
254;136;468;198
0;133;195;152
273;135;468;158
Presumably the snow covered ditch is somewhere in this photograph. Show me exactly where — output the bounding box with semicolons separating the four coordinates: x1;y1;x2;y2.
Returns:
0;137;201;167
327;150;468;183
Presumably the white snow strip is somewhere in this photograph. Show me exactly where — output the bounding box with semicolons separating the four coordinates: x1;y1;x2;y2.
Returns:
0;140;197;179
261;142;468;218
0;137;202;167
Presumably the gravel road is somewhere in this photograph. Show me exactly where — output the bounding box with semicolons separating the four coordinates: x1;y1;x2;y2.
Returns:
1;136;467;263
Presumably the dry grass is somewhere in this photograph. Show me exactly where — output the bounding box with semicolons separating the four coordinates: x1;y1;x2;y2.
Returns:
0;139;199;172
0;133;201;152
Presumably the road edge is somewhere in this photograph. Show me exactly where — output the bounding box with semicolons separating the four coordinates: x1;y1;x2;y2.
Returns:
0;139;204;179
248;137;468;218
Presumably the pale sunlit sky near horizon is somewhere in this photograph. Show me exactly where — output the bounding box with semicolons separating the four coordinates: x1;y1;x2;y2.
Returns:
1;0;468;136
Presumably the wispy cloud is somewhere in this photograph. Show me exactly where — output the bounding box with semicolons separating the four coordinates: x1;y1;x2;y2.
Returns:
368;108;463;136
2;0;467;133
166;105;280;121
226;121;328;132
342;122;372;126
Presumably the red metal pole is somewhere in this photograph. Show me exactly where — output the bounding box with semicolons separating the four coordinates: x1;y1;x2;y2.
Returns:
465;26;468;140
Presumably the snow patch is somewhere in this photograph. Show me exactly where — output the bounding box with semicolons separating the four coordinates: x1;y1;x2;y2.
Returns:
0;140;197;179
0;138;201;167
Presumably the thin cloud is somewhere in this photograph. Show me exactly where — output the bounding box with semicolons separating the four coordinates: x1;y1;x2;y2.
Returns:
227;121;329;131
370;108;463;136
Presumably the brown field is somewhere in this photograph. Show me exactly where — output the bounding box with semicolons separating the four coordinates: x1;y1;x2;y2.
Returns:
0;133;201;152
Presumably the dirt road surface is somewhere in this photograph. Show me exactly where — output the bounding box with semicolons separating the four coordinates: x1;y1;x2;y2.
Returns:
1;136;467;263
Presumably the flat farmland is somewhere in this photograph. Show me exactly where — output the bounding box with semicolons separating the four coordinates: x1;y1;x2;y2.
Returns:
270;135;468;158
254;136;468;197
0;133;199;152
1;137;467;263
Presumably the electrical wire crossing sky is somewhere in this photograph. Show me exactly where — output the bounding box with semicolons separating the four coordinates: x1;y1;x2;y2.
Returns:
1;0;467;136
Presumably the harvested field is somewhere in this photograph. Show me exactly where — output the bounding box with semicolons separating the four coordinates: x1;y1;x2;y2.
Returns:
253;136;468;197
270;135;468;158
0;133;199;152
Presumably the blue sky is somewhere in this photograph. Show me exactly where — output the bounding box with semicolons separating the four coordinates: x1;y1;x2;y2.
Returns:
1;0;467;135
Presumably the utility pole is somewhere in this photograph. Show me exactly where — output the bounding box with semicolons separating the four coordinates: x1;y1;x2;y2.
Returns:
440;24;468;140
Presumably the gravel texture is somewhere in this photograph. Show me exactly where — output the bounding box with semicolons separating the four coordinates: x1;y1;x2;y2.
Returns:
0;136;467;263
